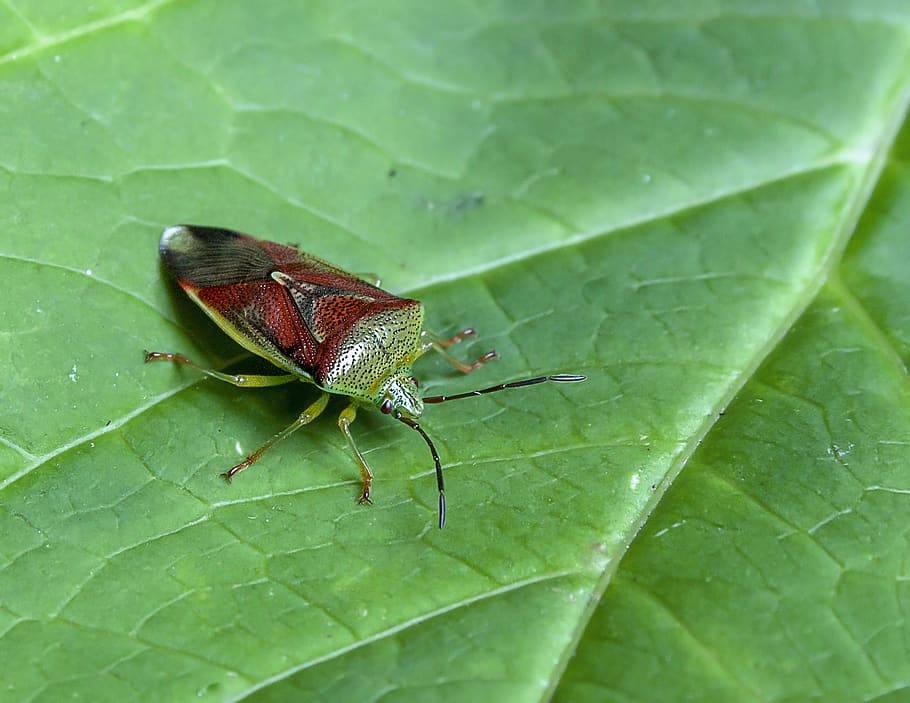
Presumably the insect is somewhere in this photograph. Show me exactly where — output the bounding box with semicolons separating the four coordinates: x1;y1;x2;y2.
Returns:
146;225;585;528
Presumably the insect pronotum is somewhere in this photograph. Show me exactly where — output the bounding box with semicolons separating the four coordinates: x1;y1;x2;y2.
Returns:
146;225;585;528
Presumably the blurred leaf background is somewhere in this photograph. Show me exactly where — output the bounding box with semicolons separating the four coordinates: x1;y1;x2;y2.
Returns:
1;2;909;701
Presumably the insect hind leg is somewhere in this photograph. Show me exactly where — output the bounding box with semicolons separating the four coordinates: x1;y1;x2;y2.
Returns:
144;351;298;387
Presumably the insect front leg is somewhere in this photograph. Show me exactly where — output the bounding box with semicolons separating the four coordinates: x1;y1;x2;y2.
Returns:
223;392;330;481
415;330;498;374
435;327;477;349
337;403;374;505
144;351;299;387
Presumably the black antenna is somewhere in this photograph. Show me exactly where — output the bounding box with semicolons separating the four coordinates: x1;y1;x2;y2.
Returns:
400;374;586;529
397;414;446;529
422;374;586;404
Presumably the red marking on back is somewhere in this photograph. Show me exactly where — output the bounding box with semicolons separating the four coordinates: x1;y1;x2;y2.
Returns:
274;262;399;300
313;297;417;384
194;280;321;371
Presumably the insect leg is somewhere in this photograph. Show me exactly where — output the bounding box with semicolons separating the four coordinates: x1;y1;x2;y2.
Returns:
337;403;374;505
415;330;498;374
145;351;298;387
435;327;477;349
222;392;330;481
355;272;381;286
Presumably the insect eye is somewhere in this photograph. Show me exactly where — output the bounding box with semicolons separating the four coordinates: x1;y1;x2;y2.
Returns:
409;376;419;388
380;398;393;414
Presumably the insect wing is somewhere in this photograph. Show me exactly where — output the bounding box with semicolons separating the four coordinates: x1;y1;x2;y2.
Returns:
160;225;323;376
160;225;408;379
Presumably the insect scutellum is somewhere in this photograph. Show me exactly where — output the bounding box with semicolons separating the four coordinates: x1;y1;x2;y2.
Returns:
147;225;585;529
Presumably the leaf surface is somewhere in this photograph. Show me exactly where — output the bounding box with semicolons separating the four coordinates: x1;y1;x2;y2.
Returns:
1;3;909;702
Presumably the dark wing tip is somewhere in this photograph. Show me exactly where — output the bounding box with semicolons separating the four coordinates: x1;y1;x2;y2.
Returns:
160;225;243;257
158;225;276;288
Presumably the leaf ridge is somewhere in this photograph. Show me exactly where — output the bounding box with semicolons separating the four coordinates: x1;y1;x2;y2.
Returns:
229;571;577;702
0;0;176;67
544;67;910;701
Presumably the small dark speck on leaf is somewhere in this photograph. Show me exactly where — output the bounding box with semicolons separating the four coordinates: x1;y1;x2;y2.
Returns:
413;191;485;218
196;682;221;696
452;191;484;214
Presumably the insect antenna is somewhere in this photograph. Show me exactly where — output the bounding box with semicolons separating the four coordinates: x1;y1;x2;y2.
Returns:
396;414;446;529
396;375;585;529
422;373;586;404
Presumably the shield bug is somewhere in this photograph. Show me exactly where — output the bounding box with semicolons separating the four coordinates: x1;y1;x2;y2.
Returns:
147;225;584;528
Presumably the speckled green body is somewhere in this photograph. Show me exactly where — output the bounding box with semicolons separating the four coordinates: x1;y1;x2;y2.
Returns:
317;302;425;418
160;225;427;418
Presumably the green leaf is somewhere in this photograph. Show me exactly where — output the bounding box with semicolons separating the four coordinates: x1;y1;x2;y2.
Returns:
1;3;909;702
